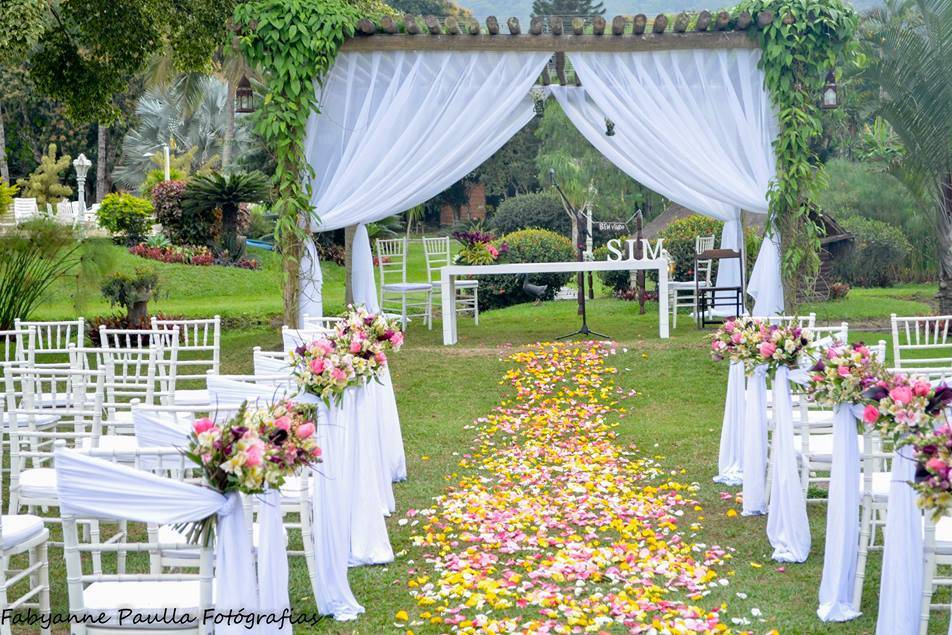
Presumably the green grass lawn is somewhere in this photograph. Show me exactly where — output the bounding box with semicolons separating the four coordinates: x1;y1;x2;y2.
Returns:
20;248;947;633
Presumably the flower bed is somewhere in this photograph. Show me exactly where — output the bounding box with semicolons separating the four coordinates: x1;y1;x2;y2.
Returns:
129;243;259;269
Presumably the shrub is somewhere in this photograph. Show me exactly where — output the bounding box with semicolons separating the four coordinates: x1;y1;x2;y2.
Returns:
16;143;72;207
836;217;912;287
479;229;574;311
150;180;197;244
182;171;270;261
489;192;571;237
97;193;154;243
101;267;159;324
0;179;17;212
0;219;109;329
142;167;189;197
657;215;725;282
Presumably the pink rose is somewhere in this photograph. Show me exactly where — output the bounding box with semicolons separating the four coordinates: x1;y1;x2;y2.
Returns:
927;457;948;476
375;351;387;364
724;321;735;333
309;358;325;374
391;331;404;348
889;386;914;405
310;446;322;458
245;440;264;467
331;367;347;382
350;340;363;354
837;366;851;378
759;341;777;358
297;422;315;439
914;381;932;397
274;416;291;431
863;404;880;424
193;418;215;434
731;332;743;345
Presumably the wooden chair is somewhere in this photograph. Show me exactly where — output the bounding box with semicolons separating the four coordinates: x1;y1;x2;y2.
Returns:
668;235;714;330
696;248;746;328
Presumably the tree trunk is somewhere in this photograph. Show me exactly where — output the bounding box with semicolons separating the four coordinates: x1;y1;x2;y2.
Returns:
96;123;108;202
128;300;149;325
283;231;303;328
936;172;952;314
0;101;8;182
343;224;357;306
222;79;236;169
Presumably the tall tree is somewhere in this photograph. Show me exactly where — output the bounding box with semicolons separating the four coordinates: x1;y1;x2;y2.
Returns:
531;0;605;18
386;0;472;17
859;0;952;311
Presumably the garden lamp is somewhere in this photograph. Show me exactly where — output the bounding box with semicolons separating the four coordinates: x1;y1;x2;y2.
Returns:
531;86;546;117
236;75;256;113
73;153;92;211
821;70;838;110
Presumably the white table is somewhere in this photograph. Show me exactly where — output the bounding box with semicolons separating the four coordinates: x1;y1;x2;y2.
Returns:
440;259;669;345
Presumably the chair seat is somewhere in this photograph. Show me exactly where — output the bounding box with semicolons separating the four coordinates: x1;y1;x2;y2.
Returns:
669;281;710;291
431;279;479;289
172;389;210;406
82;580;204;627
382;282;432;292
858;471;892;501
0;412;59;428
1;514;46;550
80;435;139;452
18;468;57;500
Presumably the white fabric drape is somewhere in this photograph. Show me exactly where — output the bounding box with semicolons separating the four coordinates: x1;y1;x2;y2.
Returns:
749;230;785;316
54;448;289;634
742;366;768;515
301;50;550;305
299;239;324;323
876;446;923;635
351;225;380;312
567;48;781;306
715;360;746;485
817;404;863;622
766;366;811;562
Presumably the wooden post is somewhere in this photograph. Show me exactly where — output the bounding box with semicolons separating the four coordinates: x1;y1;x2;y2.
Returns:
444;16;460;35
572;17;585;36
486;16;500;35
424;16;441;34
716;11;731;30
695;10;712;32
611;15;626;35
381;16;397;33
592;16;606;35
674;13;690;33
405;15;421;34
633;14;647;34
507;17;521;34
357;19;376;35
735;11;753;30
653;15;668;34
529;16;543;35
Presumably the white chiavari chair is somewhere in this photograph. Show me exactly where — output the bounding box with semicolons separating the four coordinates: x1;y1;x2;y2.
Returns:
55;446;214;634
253;346;290;376
423;236;478;325
301;315;344;331
97;328;179;424
15;318;84;370
892;314;952;372
12;199;38;225
151;317;221;406
669;234;716;330
919;511;952;635
376;237;432;330
281;326;333;354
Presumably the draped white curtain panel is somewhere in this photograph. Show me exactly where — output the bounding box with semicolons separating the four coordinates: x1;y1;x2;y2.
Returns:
300;47;785;319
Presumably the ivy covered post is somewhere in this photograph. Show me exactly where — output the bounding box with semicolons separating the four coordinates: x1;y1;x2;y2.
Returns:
738;0;856;310
234;0;362;327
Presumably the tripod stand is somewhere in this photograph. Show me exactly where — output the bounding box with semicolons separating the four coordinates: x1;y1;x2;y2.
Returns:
548;170;609;341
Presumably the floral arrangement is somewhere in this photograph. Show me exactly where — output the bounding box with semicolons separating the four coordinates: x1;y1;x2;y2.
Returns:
129;243;259;269
752;322;813;374
709;317;760;364
181;400;321;543
861;374;952;442
805;341;885;406
912;424;952;519
289;305;404;405
453;230;508;265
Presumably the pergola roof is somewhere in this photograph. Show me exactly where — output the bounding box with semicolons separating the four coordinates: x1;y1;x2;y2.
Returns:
343;11;771;52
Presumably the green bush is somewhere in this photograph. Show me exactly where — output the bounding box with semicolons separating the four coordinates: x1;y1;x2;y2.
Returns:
836;216;911;287
479;229;574;311
101;267;159;324
97;193;154;243
0;179;17;212
489;192;571;238
593;236;636;293
182;172;270;260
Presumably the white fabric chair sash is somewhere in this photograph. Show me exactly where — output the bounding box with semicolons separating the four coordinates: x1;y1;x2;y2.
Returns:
714;360;746;485
766;365;811;562
206;375;294;415
818;404;863;621
876;445;923;635
132;409;191;449
282;328;333;354
742;365;768;515
54;448;289;634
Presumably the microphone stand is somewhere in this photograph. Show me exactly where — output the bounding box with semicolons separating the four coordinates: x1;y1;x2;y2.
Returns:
549;171;609;341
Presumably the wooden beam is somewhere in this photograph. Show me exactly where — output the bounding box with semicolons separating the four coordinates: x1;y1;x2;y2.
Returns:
507;17;521;35
340;31;756;52
405;15;421;35
486;16;499;35
572;17;585;36
592;15;606;35
695;10;712;31
611;15;626;35
633;14;647;35
652;14;668;34
529;16;543;35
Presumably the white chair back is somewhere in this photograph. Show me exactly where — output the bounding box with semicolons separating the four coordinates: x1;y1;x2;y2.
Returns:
753;313;817;329
891;314;952;371
694;235;716;284
12;198;38;223
97;328;179;418
805;321;848;345
205;372;295;423
423;236;451;286
55;200;75;224
300;315;343;331
253;346;290;376
151;316;221;381
15;318;84;367
375;237;411;286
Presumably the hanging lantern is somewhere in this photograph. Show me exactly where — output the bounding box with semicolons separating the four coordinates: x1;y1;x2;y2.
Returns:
604;118;616;137
235;75;255;114
821;70;838;110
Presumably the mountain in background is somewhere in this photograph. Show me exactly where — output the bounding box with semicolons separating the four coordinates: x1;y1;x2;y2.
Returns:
457;0;881;22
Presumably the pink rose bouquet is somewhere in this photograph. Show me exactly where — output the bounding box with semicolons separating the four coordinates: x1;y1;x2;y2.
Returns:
805;341;886;407
709;317;762;365
912;423;952;519
861;374;952;442
752;322;813;376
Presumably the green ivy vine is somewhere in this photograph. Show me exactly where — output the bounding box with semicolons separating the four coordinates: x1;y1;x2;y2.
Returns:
736;0;857;308
234;0;363;325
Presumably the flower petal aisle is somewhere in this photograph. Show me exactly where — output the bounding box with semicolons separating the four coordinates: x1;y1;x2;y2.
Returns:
404;342;740;632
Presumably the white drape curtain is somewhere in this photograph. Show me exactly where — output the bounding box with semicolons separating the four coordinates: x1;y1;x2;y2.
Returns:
300;50;550;319
566;48;783;314
54;449;290;635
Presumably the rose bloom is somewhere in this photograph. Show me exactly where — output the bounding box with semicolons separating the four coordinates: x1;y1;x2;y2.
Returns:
863;404;880;424
297;422;315;439
759;341;777;358
309;358;325;374
837;366;852;378
926;457;950;477
914;381;932;397
274;415;291;431
889;385;914;405
193;418;216;434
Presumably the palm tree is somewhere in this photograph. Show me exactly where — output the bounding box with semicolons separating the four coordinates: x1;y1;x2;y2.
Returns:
859;0;952;311
181;171;271;259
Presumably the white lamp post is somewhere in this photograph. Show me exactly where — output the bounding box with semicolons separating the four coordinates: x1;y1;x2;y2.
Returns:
162;143;171;181
73;153;92;212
